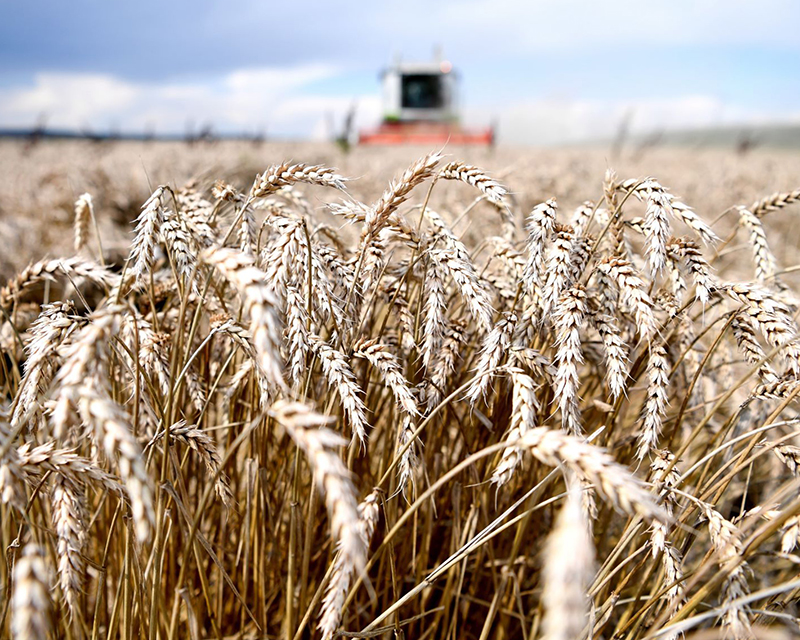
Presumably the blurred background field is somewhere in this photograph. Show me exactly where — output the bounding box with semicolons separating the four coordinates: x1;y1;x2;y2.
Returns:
2;137;799;284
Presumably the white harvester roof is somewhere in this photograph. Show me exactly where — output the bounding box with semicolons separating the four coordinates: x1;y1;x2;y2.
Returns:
379;54;460;123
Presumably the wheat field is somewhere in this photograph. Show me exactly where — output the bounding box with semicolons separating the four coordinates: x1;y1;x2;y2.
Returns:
2;139;800;640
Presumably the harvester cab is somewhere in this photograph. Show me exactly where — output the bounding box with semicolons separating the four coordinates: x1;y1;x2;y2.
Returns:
359;52;494;146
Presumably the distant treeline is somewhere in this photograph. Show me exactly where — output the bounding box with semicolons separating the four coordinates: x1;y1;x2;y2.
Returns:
0;127;267;143
3;123;799;149
601;123;800;156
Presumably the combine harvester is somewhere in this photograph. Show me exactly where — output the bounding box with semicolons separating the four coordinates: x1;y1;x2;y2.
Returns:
359;52;494;146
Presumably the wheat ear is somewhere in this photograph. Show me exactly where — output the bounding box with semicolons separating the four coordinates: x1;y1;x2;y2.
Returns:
11;543;52;640
128;186;166;286
318;490;381;640
636;344;670;460
421;251;448;370
466;312;516;405
147;421;233;507
700;505;753;639
12;302;81;430
519;427;667;521
596;257;658;341
270;401;366;572
51;475;86;622
204;248;286;393
751;188;800;217
354;338;417;416
309;334;370;446
522;198;557;292
738;206;776;282
0;257;118;311
250;163;347;199
73;192;94;253
491;368;539;487
362;152;441;242
438;161;508;206
553;286;588;435
541;483;595;640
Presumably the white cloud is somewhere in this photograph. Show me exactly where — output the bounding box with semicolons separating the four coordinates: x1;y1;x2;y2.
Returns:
0;65;380;138
3;74;139;125
224;64;337;93
471;95;800;146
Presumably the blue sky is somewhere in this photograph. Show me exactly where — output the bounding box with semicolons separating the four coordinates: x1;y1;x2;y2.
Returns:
2;0;799;144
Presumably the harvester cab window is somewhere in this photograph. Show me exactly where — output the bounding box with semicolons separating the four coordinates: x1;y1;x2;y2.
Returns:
401;74;443;110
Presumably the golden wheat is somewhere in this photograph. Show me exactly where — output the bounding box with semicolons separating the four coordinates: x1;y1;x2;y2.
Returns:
0;144;799;640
